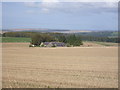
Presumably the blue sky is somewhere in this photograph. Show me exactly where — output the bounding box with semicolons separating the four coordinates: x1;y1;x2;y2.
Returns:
2;1;118;31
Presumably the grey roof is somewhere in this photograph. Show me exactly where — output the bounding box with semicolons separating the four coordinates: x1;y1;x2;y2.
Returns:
43;42;50;45
43;42;65;46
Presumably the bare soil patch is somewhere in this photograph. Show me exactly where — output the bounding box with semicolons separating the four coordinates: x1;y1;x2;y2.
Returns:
2;43;118;88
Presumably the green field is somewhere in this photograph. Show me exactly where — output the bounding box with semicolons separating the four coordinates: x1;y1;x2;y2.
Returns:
1;37;31;43
89;41;118;46
1;37;118;47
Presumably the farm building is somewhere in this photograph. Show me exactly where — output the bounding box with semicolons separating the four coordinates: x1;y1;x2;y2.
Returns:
40;42;66;47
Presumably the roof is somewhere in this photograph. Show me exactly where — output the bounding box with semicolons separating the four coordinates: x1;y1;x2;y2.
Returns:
43;42;65;46
43;42;50;45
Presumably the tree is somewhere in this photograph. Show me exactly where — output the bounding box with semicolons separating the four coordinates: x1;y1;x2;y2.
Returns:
58;35;67;43
31;34;43;46
31;34;56;46
42;34;56;42
66;34;83;46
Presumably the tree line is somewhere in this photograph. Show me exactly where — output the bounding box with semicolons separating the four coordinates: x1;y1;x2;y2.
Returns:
2;32;120;44
80;36;119;43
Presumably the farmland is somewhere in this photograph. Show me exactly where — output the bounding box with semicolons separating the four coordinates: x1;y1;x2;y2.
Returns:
1;37;31;43
2;43;118;88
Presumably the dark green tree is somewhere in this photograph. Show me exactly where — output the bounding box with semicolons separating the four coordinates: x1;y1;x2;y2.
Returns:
31;34;43;46
67;35;83;46
31;34;56;46
58;35;67;43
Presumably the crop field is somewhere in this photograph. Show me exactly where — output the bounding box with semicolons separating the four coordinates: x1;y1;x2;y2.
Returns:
1;37;31;43
2;43;118;88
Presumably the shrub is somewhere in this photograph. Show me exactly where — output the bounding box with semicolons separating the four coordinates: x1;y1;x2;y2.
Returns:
66;43;71;47
40;44;44;47
29;44;35;47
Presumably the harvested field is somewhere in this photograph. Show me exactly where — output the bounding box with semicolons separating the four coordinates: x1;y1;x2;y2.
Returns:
2;43;118;88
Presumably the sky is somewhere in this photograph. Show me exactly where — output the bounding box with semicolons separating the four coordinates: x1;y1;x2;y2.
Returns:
2;0;118;31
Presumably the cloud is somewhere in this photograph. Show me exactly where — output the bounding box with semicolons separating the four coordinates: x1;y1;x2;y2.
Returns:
24;1;118;14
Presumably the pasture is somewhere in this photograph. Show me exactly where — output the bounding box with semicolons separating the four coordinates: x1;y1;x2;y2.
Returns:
2;43;118;88
2;37;31;43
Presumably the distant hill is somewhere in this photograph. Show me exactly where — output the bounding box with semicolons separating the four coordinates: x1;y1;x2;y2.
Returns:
2;28;91;33
2;28;118;38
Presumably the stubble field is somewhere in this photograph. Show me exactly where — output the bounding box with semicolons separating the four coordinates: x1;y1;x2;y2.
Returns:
2;43;118;88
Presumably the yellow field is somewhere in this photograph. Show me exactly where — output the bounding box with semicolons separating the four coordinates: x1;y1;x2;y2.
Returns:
2;43;118;88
